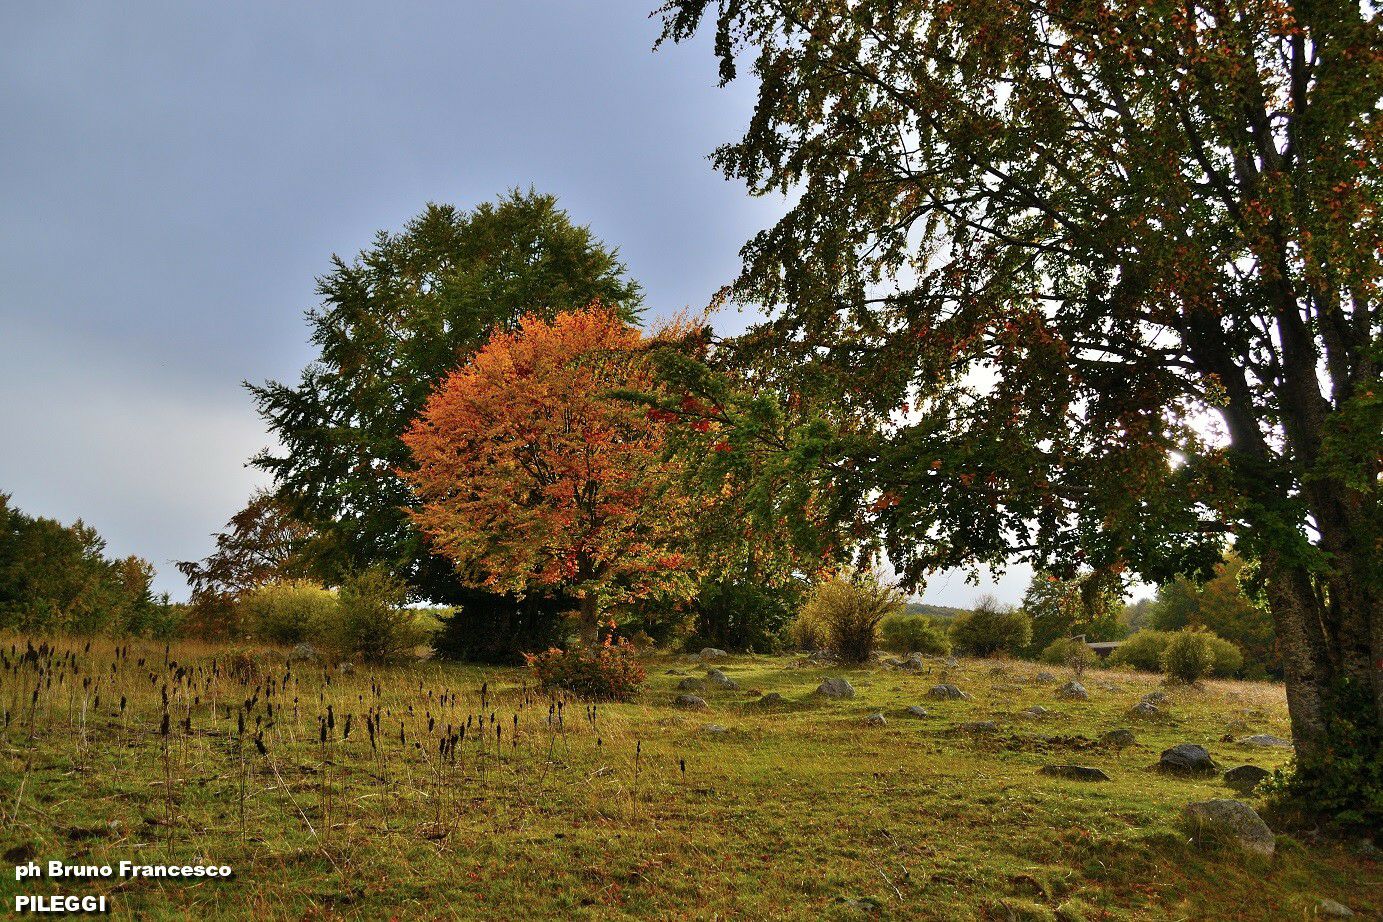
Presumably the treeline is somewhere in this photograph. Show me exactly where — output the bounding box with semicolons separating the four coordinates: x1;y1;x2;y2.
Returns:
0;494;176;637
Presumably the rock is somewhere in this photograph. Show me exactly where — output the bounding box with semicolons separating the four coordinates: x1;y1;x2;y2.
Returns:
336;661;354;675
1130;701;1161;718
817;677;855;699
865;713;886;726
1039;765;1111;782
899;652;927;671
1141;691;1167;705
678;677;707;692
943;657;960;668
958;721;998;733
1316;898;1355;918
904;705;930;718
1101;728;1136;749
705;669;740;690
989;665;1010;676
288;643;318;663
1157;743;1218;776
1238;734;1293;748
1223;764;1272;795
1095;681;1123;692
1055;680;1089;701
1182;799;1276;857
1023;705;1051;719
1033;671;1058;684
675;694;708;710
699;647;728;660
704;724;729;735
665;669;688;676
927;683;970;701
755;692;788;707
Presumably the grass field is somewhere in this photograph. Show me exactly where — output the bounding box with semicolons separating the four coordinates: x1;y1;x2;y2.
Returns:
0;637;1376;920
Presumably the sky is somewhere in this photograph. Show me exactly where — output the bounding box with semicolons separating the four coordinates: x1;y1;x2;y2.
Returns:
0;1;1033;606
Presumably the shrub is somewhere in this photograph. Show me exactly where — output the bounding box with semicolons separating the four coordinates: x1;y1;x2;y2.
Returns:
432;589;573;664
1206;634;1244;678
798;570;904;663
1160;628;1216;684
239;581;338;645
685;580;799;653
525;638;646;701
1040;636;1095;675
948;596;1032;657
880;615;951;655
1108;629;1173;672
334;569;426;664
787;606;828;652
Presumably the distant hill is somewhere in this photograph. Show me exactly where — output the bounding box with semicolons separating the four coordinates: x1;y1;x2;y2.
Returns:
904;602;971;620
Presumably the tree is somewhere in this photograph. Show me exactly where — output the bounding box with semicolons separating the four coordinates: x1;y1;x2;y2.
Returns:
248;191;642;611
655;0;1380;814
177;489;315;636
949;596;1033;657
1021;570;1125;653
403;308;694;638
1149;552;1279;676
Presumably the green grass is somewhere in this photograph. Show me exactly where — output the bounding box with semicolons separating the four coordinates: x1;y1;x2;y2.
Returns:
0;637;1376;920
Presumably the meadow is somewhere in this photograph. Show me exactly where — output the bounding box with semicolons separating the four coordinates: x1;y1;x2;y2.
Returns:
0;636;1375;921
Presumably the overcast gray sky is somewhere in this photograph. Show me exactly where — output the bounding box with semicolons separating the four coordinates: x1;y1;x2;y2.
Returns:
0;1;1033;606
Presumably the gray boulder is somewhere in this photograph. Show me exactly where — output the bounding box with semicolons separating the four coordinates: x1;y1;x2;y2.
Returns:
1316;898;1355;918
1182;799;1276;857
335;661;354;675
1023;705;1051;719
1055;680;1089;701
904;705;930;718
817;677;855;699
677;677;707;692
705;668;739;690
755;692;788;707
1101;728;1137;749
704;724;729;735
943;657;960;668
288;643;318;663
927;683;970;701
1130;700;1161;718
675;694;708;710
1033;671;1058;683
699;647;728;660
1157;743;1218;776
958;720;998;733
1038;765;1111;782
1223;764;1272;795
864;713;887;726
1238;734;1293;748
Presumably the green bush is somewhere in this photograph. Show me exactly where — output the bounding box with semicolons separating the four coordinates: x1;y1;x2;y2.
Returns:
1205;634;1244;678
1039;636;1095;675
685;580;798;653
525;638;646;701
948;597;1032;657
239;580;338;645
880;615;951;655
1108;629;1173;672
798;570;904;663
787;606;828;652
334;569;425;664
1160;628;1217;684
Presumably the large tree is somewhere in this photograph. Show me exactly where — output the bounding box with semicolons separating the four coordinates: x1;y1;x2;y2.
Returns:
248;191;642;612
403;308;694;637
654;0;1380;813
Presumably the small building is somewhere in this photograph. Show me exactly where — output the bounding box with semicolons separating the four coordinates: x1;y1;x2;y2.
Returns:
1085;641;1123;660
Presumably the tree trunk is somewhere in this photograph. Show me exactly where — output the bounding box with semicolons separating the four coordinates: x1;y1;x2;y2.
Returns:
578;593;599;645
1259;549;1336;767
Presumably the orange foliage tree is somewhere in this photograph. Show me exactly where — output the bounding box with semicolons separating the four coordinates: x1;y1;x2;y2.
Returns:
403;307;694;639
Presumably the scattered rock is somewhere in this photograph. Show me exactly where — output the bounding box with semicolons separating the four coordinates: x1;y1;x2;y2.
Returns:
699;647;728;660
1316;898;1355;918
1095;681;1123;692
989;665;1010;676
1223;764;1272;795
755;692;788;707
1238;734;1293;749
675;694;708;710
1038;764;1111;782
1101;729;1136;749
705;669;740;690
958;721;998;733
865;713;887;726
1130;701;1161;718
335;661;354;675
1141;691;1167;705
1055;680;1089;701
704;724;729;735
288;642;318;663
927;683;970;701
817;677;855;699
1182;799;1276;857
677;677;707;692
1157;744;1218;776
943;657;960;668
899;652;927;671
665;669;688;676
1023;705;1051;719
1033;671;1059;683
904;705;930;718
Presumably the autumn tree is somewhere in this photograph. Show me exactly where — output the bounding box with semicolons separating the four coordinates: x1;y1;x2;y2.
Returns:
248;192;641;623
404;308;693;639
176;489;315;637
654;0;1380;816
